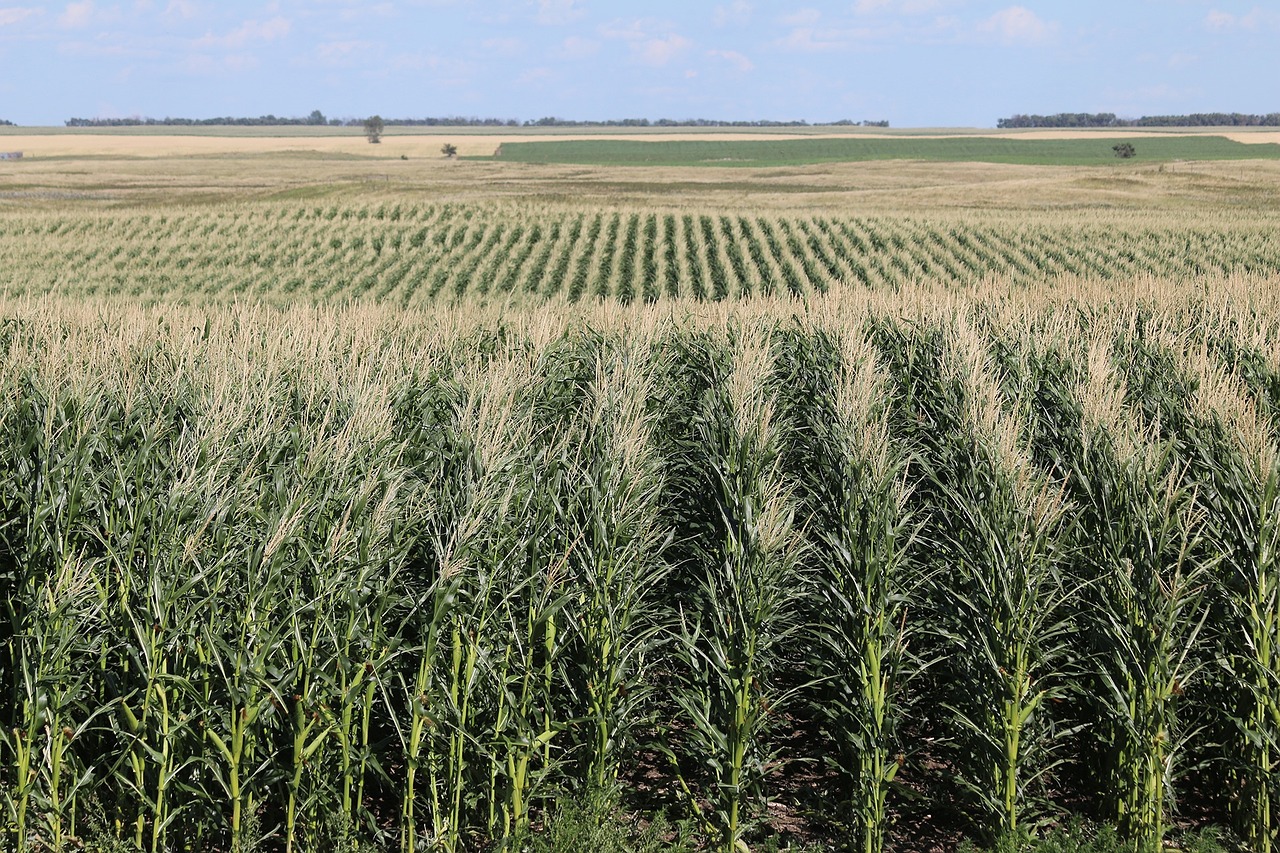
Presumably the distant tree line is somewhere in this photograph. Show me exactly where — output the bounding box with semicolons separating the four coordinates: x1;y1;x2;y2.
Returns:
998;112;1280;128
63;112;889;129
518;117;889;127
67;110;333;127
0;119;13;126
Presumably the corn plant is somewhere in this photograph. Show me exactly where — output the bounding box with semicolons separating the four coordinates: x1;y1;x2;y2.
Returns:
1;382;114;852
663;331;809;851
773;325;914;853
1056;330;1210;851
562;341;669;790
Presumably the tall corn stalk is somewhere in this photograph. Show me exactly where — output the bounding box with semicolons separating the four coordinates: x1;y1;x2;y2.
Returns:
1170;320;1280;853
869;313;1080;841
664;329;808;851
773;324;913;853
1;380;113;852
564;340;669;791
1069;330;1209;851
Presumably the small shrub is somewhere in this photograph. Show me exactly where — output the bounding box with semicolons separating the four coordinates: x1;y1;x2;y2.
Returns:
1113;143;1136;159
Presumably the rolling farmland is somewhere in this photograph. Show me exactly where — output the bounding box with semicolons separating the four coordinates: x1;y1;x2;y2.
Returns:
488;134;1280;167
2;203;1280;303
2;133;1280;853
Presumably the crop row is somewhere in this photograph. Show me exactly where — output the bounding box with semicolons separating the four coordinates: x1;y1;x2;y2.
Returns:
2;289;1279;852
1;203;1279;302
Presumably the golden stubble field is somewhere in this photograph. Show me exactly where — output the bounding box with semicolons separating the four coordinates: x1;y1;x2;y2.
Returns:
3;127;1279;218
2;126;1278;159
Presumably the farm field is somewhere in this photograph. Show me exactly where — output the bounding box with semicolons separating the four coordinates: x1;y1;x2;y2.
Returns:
488;134;1280;167
2;132;1280;853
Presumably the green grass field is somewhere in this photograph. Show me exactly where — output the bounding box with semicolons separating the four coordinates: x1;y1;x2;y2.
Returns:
489;135;1280;167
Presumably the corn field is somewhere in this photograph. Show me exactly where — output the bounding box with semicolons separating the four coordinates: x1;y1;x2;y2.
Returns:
2;203;1279;303
2;277;1279;852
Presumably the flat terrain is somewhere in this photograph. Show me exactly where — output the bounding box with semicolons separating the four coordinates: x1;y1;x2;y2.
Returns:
489;135;1280;167
2;124;1278;159
2;126;1278;306
3;126;1280;853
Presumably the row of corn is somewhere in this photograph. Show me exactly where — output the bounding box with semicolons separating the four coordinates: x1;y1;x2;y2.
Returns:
3;204;1280;303
1;286;1278;852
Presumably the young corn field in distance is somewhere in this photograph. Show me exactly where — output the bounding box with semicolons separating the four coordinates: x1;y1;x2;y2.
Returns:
2;137;1280;852
2;204;1280;304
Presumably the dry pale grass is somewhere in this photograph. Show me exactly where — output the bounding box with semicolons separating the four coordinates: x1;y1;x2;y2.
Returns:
5;146;1280;217
3;127;1274;159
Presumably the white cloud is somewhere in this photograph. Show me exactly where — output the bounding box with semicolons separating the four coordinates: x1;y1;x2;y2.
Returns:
639;33;690;66
390;52;473;82
708;48;753;72
782;8;821;26
854;0;942;14
482;36;522;56
194;16;291;49
779;26;861;52
0;7;41;26
339;3;392;21
180;52;259;75
516;66;556;85
977;6;1056;44
58;1;94;28
713;0;751;27
537;0;583;26
312;40;373;67
1204;7;1280;31
599;18;645;41
162;0;195;20
558;35;599;58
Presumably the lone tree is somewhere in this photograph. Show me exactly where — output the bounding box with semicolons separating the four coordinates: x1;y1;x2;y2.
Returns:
363;115;384;144
1113;142;1136;159
441;143;458;158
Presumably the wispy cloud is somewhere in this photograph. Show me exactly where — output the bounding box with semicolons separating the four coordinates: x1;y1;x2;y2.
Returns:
1204;7;1280;32
853;0;943;15
638;33;690;66
58;1;94;29
781;9;821;27
194;16;291;49
0;7;40;26
516;66;556;85
339;3;393;22
713;0;751;27
310;40;374;68
537;0;583;26
708;48;753;72
482;36;523;56
180;52;259;75
778;26;863;53
977;6;1056;45
558;34;598;58
162;0;195;22
600;18;692;66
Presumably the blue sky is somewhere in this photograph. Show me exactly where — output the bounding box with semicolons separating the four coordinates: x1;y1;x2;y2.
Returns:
0;1;1275;127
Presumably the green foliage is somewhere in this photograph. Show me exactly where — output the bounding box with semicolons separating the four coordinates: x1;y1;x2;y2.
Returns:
1;298;1278;852
3;203;1280;302
957;819;1240;853
515;787;695;853
489;136;1280;167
